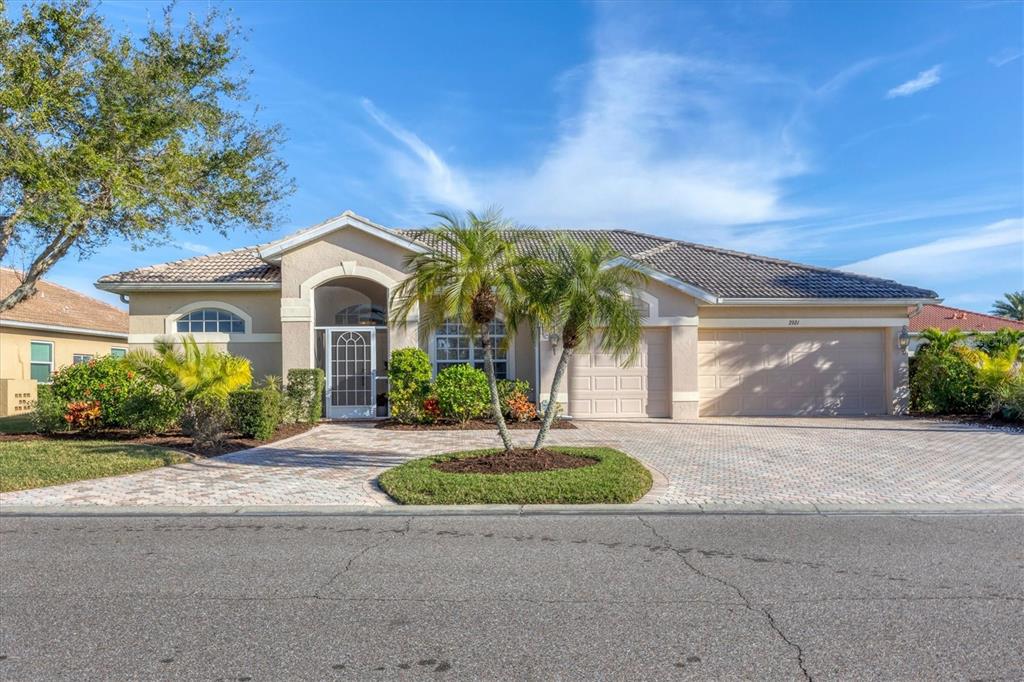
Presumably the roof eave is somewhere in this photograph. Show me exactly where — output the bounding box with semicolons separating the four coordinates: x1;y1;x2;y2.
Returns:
711;297;942;306
0;319;128;339
257;210;429;264
95;281;281;293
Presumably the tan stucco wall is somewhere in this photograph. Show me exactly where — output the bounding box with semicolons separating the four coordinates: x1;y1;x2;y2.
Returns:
1;326;128;381
280;227;412;298
127;291;282;335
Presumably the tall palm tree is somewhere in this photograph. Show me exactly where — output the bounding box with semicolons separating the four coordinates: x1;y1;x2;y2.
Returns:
390;209;523;451
991;291;1024;321
522;237;647;450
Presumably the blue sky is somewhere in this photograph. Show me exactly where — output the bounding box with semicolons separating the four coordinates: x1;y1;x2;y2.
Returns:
8;0;1024;311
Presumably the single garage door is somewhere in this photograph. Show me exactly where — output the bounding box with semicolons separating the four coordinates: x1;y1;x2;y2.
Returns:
568;328;670;418
698;329;885;416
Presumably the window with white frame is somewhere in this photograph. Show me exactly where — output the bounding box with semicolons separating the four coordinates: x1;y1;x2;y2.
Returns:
30;341;53;382
176;308;245;334
434;319;508;379
110;347;127;358
72;354;94;365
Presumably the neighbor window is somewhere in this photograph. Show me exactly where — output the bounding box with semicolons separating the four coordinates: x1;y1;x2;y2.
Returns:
434;318;507;380
30;341;54;382
72;354;94;365
176;308;245;333
110;347;127;358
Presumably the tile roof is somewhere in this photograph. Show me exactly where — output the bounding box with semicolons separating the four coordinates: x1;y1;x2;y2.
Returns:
97;247;278;284
1;268;128;335
909;304;1024;333
98;223;938;301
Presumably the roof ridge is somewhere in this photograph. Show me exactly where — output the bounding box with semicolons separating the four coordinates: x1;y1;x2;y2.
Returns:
100;246;261;279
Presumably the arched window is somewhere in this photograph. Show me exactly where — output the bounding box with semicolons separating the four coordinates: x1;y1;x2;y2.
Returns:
335;303;386;326
434;318;507;379
176;308;245;333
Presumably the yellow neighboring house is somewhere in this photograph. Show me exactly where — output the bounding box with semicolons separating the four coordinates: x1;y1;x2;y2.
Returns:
0;268;128;416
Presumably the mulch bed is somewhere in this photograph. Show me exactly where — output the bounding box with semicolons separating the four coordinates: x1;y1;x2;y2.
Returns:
378;419;576;431
432;448;598;475
909;413;1024;434
0;422;314;457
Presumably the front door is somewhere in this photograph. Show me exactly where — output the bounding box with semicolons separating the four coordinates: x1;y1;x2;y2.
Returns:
326;328;376;418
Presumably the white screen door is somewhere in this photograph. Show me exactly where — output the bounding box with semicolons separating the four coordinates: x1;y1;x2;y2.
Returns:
326;328;376;418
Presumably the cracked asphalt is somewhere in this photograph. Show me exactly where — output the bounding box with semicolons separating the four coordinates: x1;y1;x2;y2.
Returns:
1;513;1021;680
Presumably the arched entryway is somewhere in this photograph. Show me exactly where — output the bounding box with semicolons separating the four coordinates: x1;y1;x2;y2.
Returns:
312;278;390;418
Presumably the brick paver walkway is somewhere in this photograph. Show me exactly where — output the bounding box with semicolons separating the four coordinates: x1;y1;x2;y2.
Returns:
1;418;1021;506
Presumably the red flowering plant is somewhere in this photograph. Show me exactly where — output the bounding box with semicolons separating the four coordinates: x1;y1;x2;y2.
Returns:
420;396;442;423
48;355;150;429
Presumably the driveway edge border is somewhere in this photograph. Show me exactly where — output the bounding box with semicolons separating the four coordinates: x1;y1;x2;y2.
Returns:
2;502;1021;517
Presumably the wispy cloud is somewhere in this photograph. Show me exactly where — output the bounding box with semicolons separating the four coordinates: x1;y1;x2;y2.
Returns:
841;218;1024;282
886;65;942;98
362;50;808;239
176;241;212;254
989;47;1023;67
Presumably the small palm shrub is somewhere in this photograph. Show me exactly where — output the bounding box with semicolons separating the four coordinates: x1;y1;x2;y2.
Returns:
388;348;433;423
974;328;1024;356
286;369;325;423
434;365;489;423
229;388;282;440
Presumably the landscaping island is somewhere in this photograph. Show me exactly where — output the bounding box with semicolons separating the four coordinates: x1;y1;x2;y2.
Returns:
378;447;652;505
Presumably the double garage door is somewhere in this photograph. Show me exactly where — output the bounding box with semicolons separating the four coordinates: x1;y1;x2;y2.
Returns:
568;329;671;418
566;327;887;418
698;329;886;416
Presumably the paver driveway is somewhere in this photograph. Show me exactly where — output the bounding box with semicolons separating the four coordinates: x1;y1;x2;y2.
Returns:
1;417;1021;507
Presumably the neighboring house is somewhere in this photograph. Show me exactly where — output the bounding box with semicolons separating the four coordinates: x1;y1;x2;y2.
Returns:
908;304;1024;355
96;211;938;419
0;268;129;416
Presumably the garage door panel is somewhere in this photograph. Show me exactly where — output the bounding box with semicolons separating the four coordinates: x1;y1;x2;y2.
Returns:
568;328;670;418
699;329;885;416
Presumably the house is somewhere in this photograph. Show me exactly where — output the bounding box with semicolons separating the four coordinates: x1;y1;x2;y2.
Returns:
0;268;129;416
908;303;1024;355
96;211;938;419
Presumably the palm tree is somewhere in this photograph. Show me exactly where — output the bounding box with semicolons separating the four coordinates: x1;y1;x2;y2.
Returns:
916;327;968;354
129;336;252;402
390;209;523;451
522;237;647;450
991;291;1024;321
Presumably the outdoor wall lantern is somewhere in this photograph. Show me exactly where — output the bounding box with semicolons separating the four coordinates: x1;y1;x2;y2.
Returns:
898;326;910;352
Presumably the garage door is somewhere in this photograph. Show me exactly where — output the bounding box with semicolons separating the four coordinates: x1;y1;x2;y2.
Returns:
698;329;885;416
568;328;670;418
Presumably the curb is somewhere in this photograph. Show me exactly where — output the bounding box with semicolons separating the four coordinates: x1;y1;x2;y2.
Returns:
2;502;1022;517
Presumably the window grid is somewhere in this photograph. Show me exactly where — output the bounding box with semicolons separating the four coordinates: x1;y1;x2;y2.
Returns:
331;331;373;407
110;348;127;358
434;319;507;380
30;341;53;383
176;308;245;334
72;354;94;365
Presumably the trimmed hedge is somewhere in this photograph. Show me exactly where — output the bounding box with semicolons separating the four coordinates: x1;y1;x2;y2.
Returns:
286;368;325;423
229;388;282;440
379;447;653;505
434;364;489;423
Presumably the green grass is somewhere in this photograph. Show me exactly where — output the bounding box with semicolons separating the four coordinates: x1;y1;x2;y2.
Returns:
378;447;652;505
0;440;189;493
0;413;36;434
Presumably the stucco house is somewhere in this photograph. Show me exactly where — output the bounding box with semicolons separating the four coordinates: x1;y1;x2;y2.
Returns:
96;211;939;420
1;268;129;416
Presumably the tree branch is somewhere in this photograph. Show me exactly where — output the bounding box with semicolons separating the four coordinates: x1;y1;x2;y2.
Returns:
0;225;82;312
0;204;26;262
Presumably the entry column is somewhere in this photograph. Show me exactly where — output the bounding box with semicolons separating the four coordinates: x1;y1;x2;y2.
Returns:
670;324;700;419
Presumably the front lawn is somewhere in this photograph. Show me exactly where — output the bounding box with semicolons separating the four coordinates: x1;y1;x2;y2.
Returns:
378;447;652;505
0;440;189;493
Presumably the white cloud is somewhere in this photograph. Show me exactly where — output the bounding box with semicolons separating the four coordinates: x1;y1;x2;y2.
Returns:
362;51;808;239
841;218;1024;281
176;241;212;254
989;48;1023;67
885;65;942;98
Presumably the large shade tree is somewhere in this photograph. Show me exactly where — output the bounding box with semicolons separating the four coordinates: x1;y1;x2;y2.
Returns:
522;237;647;449
0;0;292;311
390;210;523;451
991;292;1024;321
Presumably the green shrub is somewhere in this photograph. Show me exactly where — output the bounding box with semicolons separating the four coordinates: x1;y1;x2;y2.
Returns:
32;385;68;434
286;369;325;423
496;378;530;418
184;395;232;450
974;328;1024;356
121;385;183;435
434;364;489;423
47;355;147;429
388;347;433;423
229;388;282;440
911;346;986;414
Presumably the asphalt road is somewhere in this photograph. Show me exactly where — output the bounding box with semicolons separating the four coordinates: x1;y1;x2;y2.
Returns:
1;512;1021;681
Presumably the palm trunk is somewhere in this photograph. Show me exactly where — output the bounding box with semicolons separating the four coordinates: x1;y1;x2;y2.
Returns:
533;344;572;450
480;327;514;451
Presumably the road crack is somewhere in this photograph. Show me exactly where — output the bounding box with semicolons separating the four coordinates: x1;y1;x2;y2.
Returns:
637;516;812;681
